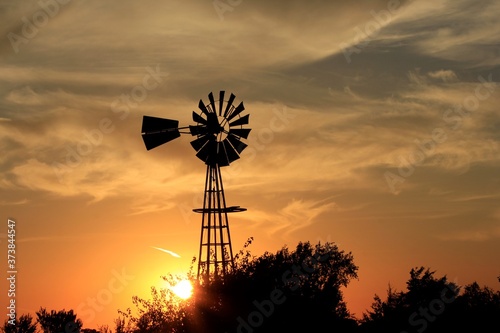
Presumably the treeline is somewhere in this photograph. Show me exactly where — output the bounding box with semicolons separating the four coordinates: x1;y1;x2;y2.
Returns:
3;241;500;333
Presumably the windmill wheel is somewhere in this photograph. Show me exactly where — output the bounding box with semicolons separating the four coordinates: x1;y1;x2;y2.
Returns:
141;91;251;167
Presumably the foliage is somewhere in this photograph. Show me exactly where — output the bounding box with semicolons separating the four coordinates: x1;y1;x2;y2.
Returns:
6;243;500;333
451;281;500;331
97;325;111;333
1;314;37;333
113;318;128;333
120;240;359;333
360;267;500;333
36;308;83;333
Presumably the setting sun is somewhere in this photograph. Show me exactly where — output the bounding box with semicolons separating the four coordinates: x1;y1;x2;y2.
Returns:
171;279;193;299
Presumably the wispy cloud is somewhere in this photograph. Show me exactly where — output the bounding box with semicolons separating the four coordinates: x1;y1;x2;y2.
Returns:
240;198;337;239
0;198;28;206
151;246;181;258
436;226;500;242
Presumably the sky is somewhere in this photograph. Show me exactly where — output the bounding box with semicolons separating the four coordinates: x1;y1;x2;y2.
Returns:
1;0;500;328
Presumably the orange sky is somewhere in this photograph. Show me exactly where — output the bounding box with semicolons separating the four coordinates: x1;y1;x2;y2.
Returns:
1;0;500;329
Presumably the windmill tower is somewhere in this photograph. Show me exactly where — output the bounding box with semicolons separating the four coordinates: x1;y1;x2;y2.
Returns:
141;91;250;282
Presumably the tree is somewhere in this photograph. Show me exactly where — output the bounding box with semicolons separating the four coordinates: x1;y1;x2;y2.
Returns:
120;240;359;333
36;308;82;333
113;318;128;333
97;325;111;333
1;314;37;333
212;241;359;332
450;281;500;332
360;267;459;333
361;268;500;333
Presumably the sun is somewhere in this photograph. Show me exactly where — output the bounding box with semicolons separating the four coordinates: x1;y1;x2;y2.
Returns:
171;279;193;299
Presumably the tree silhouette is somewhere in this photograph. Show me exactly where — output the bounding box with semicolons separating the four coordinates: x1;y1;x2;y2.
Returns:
360;267;500;333
360;267;459;333
97;325;112;333
3;261;500;332
1;314;37;333
450;281;500;332
36;308;83;333
213;241;359;332
113;318;128;333
120;240;359;333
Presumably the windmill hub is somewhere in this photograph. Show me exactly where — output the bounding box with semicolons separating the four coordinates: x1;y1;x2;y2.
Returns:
204;112;227;140
141;91;251;282
215;116;230;142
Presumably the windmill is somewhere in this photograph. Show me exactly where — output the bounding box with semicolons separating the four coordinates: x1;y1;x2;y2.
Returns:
141;91;250;282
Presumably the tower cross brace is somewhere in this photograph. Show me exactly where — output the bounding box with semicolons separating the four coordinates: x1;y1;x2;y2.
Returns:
194;164;245;282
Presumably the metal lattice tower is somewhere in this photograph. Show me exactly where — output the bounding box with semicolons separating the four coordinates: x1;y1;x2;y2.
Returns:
194;164;246;281
140;91;250;282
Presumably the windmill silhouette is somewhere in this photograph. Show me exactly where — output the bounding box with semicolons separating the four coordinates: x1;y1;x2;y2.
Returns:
141;91;250;282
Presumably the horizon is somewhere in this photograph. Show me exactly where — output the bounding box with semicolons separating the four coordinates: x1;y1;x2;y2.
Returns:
1;0;499;329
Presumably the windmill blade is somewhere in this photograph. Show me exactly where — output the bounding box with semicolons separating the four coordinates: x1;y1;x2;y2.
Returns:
208;92;216;114
222;139;240;164
189;125;207;136
227;102;245;121
141;116;179;134
141;116;181;150
229;114;249;127
192;111;207;125
227;134;248;154
219;91;225;116
196;139;216;163
142;131;180;150
190;135;212;151
223;93;236;117
206;112;219;128
198;99;210;116
228;128;251;139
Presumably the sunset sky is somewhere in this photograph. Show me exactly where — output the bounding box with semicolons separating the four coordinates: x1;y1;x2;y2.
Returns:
1;0;499;328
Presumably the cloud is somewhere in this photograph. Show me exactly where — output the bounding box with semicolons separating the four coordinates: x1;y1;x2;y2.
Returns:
448;194;500;202
382;0;500;65
151;246;181;258
0;0;498;230
6;85;42;105
240;198;337;238
427;70;458;82
0;198;28;206
436;226;500;242
408;69;459;86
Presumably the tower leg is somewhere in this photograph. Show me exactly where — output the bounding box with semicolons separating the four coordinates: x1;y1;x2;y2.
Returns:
196;164;235;282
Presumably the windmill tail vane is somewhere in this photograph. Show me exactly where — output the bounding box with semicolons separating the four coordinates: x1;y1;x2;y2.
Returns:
141;91;250;282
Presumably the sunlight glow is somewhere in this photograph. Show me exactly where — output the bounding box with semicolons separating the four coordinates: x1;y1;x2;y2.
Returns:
171;279;193;299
